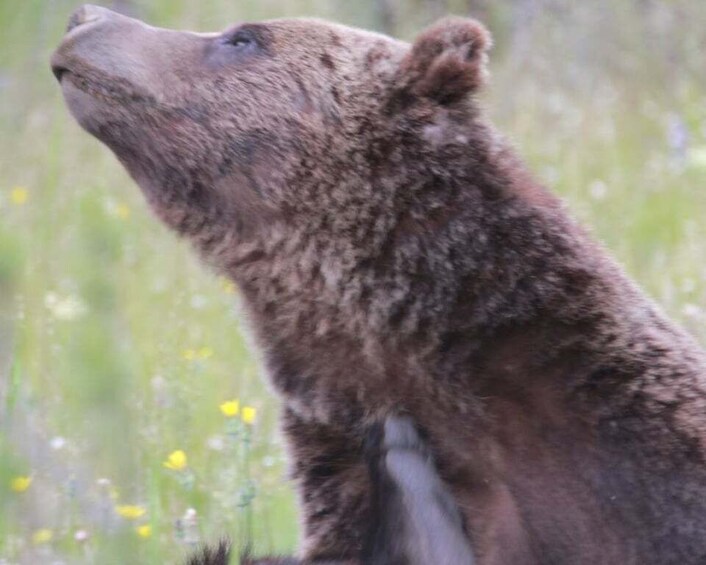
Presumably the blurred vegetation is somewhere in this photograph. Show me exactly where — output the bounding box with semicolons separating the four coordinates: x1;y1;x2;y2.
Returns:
0;0;705;563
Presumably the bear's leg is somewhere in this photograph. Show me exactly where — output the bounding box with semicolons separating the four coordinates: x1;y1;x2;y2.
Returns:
283;407;371;563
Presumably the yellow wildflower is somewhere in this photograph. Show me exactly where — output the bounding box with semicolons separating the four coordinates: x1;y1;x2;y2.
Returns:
242;406;257;425
32;529;53;544
220;278;236;294
136;524;152;538
10;475;32;493
115;204;131;220
163;449;188;471
10;186;28;205
116;505;146;519
183;347;213;361
219;399;240;417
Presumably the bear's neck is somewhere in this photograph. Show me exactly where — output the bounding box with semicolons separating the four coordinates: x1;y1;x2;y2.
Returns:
224;124;704;428
232;128;621;344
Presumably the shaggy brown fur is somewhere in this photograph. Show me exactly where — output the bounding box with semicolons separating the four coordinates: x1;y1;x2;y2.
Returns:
53;6;706;565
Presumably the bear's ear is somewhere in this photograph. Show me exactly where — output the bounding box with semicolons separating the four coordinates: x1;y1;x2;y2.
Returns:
393;17;491;107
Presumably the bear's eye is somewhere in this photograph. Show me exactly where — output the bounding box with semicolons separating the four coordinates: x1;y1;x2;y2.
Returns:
224;30;256;50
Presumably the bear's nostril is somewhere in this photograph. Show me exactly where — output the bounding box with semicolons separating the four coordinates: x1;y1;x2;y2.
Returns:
66;4;109;33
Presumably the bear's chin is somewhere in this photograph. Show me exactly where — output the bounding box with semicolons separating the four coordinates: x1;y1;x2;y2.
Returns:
59;74;146;143
59;77;114;135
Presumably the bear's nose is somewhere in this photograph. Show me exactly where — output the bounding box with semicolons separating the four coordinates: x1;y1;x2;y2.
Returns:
66;4;114;33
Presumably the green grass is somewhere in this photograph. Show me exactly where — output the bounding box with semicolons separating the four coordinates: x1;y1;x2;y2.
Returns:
1;0;705;563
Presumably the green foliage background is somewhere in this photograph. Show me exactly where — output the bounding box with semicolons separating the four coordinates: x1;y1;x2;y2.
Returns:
0;0;704;563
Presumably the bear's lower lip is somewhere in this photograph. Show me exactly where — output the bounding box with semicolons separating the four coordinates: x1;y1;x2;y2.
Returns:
59;71;117;106
57;68;156;109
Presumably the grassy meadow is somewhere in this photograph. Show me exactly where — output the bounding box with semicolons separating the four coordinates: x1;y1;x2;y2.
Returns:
0;0;705;563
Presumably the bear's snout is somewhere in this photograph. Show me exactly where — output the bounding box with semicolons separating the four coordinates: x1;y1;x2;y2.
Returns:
52;5;113;83
50;4;212;135
51;4;142;88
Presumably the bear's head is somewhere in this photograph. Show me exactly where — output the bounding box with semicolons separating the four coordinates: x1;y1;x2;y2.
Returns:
52;5;494;325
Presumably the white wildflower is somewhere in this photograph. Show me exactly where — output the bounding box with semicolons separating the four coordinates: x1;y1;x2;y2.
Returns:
589;180;608;201
45;292;87;320
50;436;66;450
206;435;225;451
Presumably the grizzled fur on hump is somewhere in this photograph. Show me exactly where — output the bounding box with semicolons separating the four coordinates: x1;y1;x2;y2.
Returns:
53;7;706;565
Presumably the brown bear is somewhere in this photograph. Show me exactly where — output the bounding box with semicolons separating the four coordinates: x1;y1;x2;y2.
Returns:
52;5;706;564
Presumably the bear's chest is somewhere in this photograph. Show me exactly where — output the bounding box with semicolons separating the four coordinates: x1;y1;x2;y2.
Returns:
262;332;428;428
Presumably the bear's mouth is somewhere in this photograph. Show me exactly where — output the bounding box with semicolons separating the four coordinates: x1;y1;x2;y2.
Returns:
51;65;69;83
52;63;157;107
